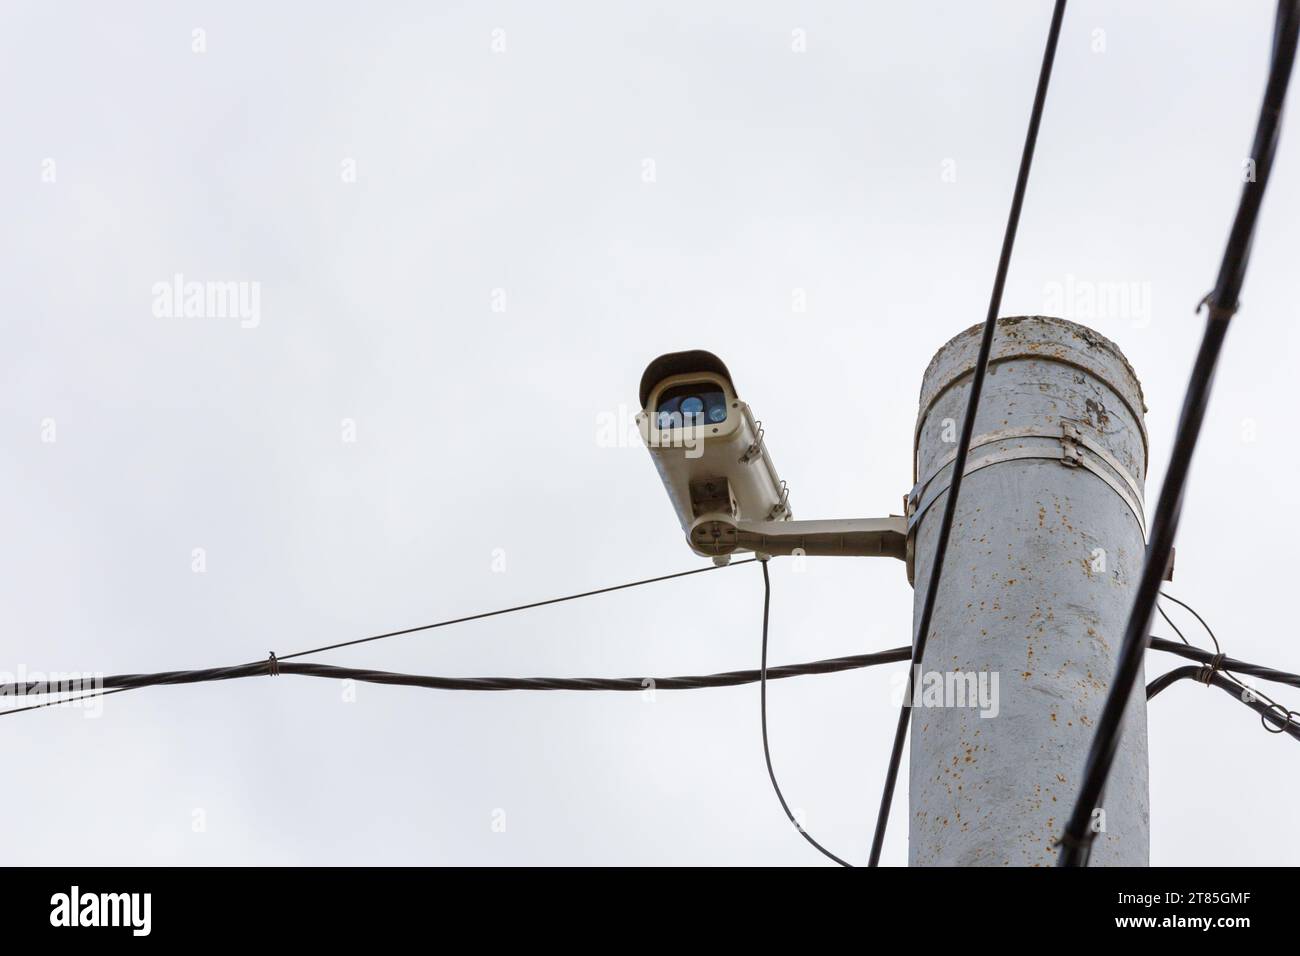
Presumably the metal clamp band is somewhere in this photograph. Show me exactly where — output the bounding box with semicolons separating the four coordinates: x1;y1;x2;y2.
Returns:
907;426;1147;538
912;424;1144;508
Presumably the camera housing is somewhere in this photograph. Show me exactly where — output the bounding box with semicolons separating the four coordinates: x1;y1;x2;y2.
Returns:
635;349;909;568
636;350;791;552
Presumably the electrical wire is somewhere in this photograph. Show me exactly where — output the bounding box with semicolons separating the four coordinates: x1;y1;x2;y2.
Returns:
757;559;854;867
1149;637;1300;691
1152;636;1293;725
0;561;759;717
1156;604;1192;647
1147;665;1300;742
279;558;757;662
8;633;1294;708
0;644;913;714
9;548;1298;880
868;0;1068;867
0;686;134;717
1152;594;1290;714
1160;591;1221;655
1060;1;1300;866
0;559;757;715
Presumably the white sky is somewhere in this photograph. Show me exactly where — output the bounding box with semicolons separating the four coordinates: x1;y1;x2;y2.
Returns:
2;0;1296;865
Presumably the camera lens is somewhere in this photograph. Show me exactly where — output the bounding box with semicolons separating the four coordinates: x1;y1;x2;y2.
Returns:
656;384;726;429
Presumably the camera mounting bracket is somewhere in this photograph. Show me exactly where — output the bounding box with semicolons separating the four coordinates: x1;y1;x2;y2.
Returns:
688;514;908;565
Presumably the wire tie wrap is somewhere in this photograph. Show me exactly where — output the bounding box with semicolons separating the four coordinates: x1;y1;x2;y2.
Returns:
1197;652;1225;686
268;652;280;677
1196;292;1238;323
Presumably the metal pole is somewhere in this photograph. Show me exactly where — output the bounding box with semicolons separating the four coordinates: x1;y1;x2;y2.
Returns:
906;315;1150;866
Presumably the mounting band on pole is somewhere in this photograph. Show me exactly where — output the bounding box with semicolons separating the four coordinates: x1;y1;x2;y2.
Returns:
907;423;1147;538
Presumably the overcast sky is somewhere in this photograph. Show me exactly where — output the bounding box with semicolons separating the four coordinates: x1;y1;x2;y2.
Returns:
3;0;1296;865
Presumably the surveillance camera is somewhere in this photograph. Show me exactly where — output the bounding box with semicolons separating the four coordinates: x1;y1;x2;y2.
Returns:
634;349;908;568
636;350;791;555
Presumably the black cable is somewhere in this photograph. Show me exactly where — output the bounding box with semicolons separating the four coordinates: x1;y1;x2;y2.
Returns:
9;635;1294;706
757;560;853;867
1059;1;1300;867
0;645;913;715
1154;595;1294;723
0;556;898;721
1149;634;1293;724
1149;637;1300;691
1156;604;1192;647
1160;592;1221;655
1151;594;1290;712
1144;666;1198;700
279;559;756;662
868;0;1068;867
0;686;134;717
1147;665;1300;742
1;561;762;715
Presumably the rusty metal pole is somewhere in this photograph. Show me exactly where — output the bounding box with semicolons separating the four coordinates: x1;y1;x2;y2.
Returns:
906;316;1150;866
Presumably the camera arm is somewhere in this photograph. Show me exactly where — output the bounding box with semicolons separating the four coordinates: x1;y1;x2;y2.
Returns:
688;514;908;563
